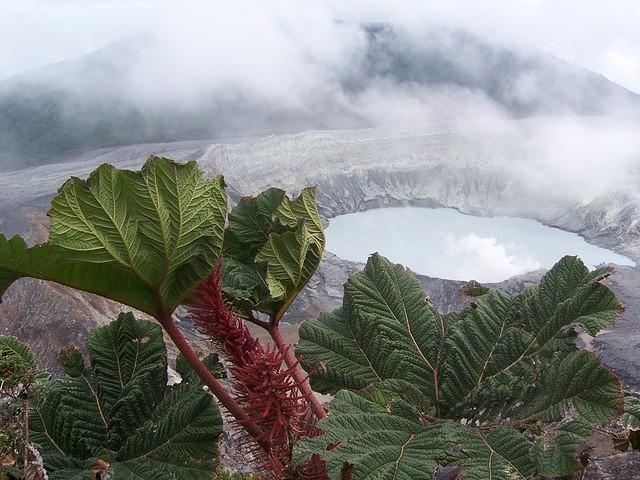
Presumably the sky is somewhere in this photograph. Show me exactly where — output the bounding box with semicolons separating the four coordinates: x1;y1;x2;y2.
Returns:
1;0;639;92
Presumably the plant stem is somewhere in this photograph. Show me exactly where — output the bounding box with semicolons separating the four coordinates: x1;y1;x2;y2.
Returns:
158;312;270;450
268;326;326;420
23;397;29;471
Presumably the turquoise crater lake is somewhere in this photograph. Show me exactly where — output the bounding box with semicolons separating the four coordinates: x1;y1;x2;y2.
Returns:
325;207;635;283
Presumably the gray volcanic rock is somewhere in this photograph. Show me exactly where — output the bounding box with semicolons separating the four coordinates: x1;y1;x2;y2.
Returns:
552;189;640;258
285;251;362;323
584;451;640;479
593;265;640;390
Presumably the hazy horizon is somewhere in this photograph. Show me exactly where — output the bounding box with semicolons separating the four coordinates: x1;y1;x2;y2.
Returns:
2;1;640;95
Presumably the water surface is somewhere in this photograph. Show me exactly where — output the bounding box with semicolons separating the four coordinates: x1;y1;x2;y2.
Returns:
325;207;635;282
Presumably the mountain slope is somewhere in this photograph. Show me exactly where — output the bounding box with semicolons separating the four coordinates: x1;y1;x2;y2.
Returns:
1;24;639;171
356;24;640;115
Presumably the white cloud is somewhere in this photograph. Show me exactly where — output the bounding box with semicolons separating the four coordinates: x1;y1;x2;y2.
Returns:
445;234;541;282
602;40;640;94
2;0;640;202
0;1;152;80
1;0;640;94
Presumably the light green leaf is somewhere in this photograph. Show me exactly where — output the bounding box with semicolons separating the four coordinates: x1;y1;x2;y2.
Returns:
220;256;266;310
224;188;286;263
222;187;325;318
274;187;324;247
254;221;319;315
0;156;227;316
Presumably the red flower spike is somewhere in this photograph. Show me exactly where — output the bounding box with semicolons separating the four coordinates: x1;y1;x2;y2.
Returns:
189;265;327;479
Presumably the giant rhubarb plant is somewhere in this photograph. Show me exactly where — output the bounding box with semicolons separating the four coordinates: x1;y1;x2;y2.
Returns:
0;156;326;477
294;253;624;479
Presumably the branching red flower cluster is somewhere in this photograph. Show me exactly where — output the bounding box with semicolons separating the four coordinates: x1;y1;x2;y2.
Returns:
189;265;327;479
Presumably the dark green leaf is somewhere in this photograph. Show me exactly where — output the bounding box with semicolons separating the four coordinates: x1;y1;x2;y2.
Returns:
30;314;222;480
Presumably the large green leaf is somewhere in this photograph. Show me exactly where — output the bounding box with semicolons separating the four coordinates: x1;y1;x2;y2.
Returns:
298;254;444;403
30;313;222;480
224;188;286;263
88;312;167;413
516;350;622;423
294;389;534;480
297;309;383;394
519;256;620;349
296;254;623;478
438;256;622;417
109;382;222;480
0;156;227;316
223;187;325;318
254;221;318;311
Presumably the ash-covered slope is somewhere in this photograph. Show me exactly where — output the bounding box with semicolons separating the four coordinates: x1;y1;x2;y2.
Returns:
5;125;636;255
1;23;639;170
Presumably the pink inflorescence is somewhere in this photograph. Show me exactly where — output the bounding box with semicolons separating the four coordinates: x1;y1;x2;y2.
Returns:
189;265;326;478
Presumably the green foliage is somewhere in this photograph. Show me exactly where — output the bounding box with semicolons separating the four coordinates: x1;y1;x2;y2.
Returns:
296;253;624;479
0;156;227;316
30;313;223;480
621;393;640;431
222;187;325;320
0;157;328;476
294;389;535;479
620;393;640;450
215;471;258;480
0;336;46;479
0;336;40;392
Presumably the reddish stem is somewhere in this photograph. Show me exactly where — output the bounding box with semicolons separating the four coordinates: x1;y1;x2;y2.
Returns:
269;325;326;420
23;397;29;471
158;311;270;451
